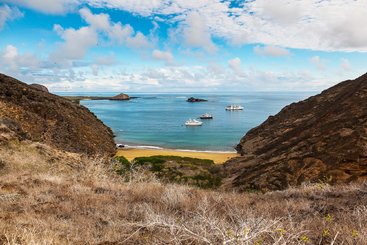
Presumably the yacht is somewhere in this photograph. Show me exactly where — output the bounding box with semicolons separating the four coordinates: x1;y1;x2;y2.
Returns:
199;113;213;119
225;105;244;111
185;119;203;126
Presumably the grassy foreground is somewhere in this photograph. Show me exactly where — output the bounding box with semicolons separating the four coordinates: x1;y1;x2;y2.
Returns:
0;141;366;244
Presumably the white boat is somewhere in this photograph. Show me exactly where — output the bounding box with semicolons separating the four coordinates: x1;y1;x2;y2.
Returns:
200;113;213;119
185;119;203;126
225;105;244;111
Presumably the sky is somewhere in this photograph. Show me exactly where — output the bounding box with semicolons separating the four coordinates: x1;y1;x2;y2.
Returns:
0;0;366;93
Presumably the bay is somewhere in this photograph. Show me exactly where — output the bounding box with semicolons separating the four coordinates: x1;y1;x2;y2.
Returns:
58;92;314;151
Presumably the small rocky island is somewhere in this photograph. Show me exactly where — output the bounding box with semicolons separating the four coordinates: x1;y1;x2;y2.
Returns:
187;97;208;102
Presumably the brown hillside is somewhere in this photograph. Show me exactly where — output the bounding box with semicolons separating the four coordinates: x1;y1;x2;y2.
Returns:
223;73;367;191
0;73;115;155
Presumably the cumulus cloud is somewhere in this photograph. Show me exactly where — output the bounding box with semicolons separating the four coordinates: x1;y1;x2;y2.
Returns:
152;49;174;65
182;12;217;53
80;7;110;30
50;24;98;62
79;8;150;48
0;4;23;30
228;57;244;76
83;0;367;52
50;8;151;63
1;44;40;71
2;0;79;14
254;45;291;57
257;0;301;25
5;0;367;51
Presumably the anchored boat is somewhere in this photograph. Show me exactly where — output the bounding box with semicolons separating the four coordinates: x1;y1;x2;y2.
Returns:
185;119;203;126
199;113;213;119
225;105;244;111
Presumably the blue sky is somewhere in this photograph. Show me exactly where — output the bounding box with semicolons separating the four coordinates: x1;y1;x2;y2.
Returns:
0;0;366;92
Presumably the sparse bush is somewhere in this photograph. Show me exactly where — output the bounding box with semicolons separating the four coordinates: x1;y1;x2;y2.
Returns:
129;155;222;188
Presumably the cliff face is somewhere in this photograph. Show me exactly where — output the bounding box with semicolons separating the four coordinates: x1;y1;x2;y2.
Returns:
0;73;115;155
223;73;367;191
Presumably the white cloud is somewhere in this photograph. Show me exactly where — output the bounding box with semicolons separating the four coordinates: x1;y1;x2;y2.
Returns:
0;43;346;92
83;0;367;52
86;0;166;17
258;0;301;25
4;0;367;51
1;44;40;71
79;8;150;48
50;8;152;63
254;45;290;57
95;53;116;66
0;4;23;30
310;56;326;71
5;0;367;51
3;0;79;14
228;57;244;76
50;24;98;62
80;7;110;30
182;12;217;53
152;49;174;65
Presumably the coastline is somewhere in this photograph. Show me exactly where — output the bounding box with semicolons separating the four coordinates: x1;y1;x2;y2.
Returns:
116;146;238;164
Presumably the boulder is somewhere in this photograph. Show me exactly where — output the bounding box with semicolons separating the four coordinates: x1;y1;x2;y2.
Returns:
30;83;49;93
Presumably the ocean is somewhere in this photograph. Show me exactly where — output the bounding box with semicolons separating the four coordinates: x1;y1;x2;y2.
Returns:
58;92;314;152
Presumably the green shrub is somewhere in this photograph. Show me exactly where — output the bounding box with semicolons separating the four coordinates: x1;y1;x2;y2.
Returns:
113;156;131;175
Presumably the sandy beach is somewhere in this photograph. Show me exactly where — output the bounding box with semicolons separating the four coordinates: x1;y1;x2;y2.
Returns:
116;148;238;164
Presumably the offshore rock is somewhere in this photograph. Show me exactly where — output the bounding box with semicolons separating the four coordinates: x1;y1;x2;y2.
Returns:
110;93;130;100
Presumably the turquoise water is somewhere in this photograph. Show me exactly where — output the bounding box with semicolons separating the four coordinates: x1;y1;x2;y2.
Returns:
58;92;314;151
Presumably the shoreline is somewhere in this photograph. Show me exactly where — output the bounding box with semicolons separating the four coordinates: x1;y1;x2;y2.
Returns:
118;144;237;153
116;146;239;164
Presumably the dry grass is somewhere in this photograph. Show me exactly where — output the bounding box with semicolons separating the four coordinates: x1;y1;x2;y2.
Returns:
0;141;366;244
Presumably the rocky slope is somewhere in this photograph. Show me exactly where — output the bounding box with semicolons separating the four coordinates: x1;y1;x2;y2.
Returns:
223;73;367;191
0;73;115;155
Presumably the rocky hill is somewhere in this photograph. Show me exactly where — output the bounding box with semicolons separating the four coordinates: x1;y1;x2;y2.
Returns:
0;73;115;155
223;73;367;191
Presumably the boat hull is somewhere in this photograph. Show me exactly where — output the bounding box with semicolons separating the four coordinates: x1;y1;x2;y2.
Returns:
185;123;203;126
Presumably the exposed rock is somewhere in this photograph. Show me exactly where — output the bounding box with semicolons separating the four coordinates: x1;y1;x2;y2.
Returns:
0;118;29;143
187;97;208;102
0;73;115;155
223;73;367;191
110;93;130;100
30;83;49;93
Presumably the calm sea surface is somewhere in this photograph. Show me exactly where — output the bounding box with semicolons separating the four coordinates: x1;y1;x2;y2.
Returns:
57;92;314;151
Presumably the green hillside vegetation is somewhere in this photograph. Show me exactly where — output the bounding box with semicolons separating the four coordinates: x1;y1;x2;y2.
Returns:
114;155;223;189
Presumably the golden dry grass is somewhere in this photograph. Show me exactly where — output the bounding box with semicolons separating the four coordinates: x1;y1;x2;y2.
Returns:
0;141;366;244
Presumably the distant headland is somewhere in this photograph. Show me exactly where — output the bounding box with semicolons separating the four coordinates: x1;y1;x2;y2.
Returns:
63;93;138;104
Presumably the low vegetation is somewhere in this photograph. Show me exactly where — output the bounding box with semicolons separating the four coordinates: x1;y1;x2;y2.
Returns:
0;141;366;244
114;155;223;189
